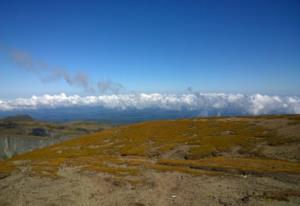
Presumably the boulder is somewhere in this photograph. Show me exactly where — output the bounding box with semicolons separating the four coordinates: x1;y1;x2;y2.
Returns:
32;128;48;136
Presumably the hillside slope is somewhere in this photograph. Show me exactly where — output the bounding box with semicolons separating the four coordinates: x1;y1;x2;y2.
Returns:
0;115;112;159
0;115;300;205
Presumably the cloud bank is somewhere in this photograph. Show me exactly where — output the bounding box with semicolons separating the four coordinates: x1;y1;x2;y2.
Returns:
0;93;299;116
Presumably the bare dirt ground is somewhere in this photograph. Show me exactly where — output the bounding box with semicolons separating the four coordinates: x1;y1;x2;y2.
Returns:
1;166;300;206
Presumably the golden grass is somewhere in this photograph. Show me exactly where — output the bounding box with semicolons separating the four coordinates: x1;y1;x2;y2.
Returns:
188;145;217;159
0;161;15;174
158;157;300;175
1;115;299;177
145;163;222;176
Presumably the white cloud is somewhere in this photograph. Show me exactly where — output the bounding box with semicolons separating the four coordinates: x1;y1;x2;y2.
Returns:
0;93;299;115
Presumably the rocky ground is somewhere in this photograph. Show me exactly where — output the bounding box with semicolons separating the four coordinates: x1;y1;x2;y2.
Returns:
0;166;299;206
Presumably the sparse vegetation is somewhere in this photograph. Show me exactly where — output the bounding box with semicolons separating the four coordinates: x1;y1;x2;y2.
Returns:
0;115;299;178
158;157;300;175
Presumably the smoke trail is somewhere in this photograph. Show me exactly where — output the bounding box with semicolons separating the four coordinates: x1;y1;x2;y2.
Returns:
42;68;94;92
97;80;124;94
1;46;124;93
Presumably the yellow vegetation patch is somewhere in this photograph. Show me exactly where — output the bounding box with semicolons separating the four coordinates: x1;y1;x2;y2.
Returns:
0;115;299;177
188;145;217;159
145;163;222;176
158;157;300;175
30;157;67;177
0;161;15;174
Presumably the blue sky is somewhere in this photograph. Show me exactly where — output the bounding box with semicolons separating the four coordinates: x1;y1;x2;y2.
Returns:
0;0;300;99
